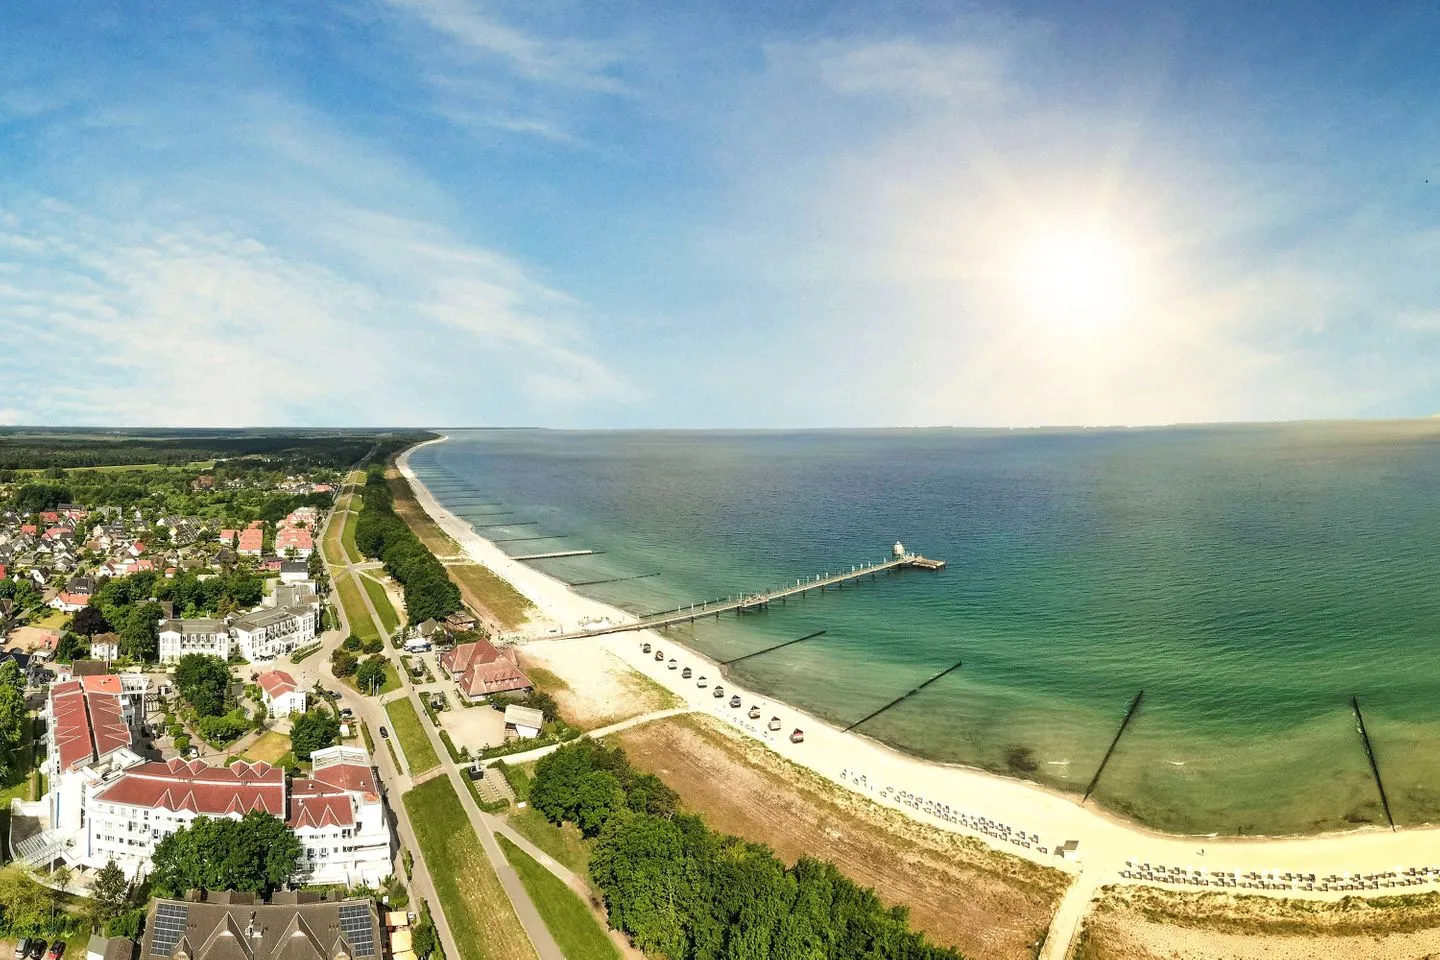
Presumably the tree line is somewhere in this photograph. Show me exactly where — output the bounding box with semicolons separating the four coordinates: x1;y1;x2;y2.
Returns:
530;739;965;960
352;468;462;624
0;430;432;471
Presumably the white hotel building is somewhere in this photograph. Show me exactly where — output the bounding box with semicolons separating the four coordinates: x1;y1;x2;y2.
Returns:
158;605;317;663
18;678;391;887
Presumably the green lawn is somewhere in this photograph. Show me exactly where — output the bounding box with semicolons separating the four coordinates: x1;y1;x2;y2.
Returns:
385;697;440;775
322;511;347;566
0;715;39;806
343;658;401;697
240;730;291;764
342;495;363;563
402;778;537;960
336;573;379;642
497;835;620;960
360;574;400;633
506;807;591;878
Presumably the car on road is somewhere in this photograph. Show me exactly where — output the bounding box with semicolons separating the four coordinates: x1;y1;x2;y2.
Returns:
323;689;341;701
340;707;354;720
379;726;389;739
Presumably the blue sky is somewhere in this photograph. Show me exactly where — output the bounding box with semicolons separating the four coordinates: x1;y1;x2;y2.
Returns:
1;1;1437;428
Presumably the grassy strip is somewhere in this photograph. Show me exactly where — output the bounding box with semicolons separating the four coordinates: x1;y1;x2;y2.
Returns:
385;736;402;773
497;835;620;960
403;778;537;960
506;807;590;878
386;697;441;775
341;494;363;563
335;573;379;642
360;573;400;633
360;721;375;754
0;715;38;807
322;505;348;566
290;643;321;663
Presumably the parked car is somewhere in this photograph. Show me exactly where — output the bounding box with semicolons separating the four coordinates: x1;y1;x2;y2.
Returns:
14;938;30;960
46;943;64;960
339;707;354;720
27;940;45;960
379;726;390;739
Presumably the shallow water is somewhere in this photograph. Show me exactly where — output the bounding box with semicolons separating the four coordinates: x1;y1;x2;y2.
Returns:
408;422;1440;835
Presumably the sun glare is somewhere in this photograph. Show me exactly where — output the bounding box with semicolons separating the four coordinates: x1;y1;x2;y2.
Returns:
1010;223;1137;328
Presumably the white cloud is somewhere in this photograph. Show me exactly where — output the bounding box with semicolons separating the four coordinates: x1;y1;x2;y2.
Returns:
0;198;638;426
765;37;1015;103
380;0;627;93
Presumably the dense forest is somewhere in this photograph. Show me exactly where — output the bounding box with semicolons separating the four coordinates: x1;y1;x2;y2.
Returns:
353;467;463;624
530;739;965;960
0;428;433;471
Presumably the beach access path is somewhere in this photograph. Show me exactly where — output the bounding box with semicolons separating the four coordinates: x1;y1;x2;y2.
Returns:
398;437;1440;957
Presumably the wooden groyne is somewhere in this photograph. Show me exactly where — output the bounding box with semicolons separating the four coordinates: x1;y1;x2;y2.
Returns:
1352;696;1396;830
844;659;964;732
1082;690;1144;805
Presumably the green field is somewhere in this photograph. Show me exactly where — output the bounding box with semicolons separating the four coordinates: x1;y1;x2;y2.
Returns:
385;697;440;775
360;573;400;633
322;508;348;566
335;573;378;642
498;835;619;960
402;778;537;960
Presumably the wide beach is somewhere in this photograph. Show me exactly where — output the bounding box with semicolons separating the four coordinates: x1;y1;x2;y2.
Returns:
397;434;1440;917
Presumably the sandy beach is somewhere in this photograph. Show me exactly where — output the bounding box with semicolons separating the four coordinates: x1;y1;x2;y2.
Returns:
397;437;1440;908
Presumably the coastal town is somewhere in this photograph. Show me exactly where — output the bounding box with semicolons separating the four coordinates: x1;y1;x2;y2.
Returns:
4;431;1440;960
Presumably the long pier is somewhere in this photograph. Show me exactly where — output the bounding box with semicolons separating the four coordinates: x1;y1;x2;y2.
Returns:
513;549;600;561
541;552;944;641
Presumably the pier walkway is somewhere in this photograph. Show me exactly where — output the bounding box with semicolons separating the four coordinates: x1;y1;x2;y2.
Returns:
542;553;944;641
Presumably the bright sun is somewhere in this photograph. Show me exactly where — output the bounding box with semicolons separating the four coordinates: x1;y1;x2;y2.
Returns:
1010;223;1138;328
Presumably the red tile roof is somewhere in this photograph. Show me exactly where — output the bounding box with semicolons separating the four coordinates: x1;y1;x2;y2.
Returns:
310;762;380;801
238;530;264;551
439;639;504;676
287;781;355;829
257;670;298;698
459;658;532;697
95;759;285;816
275;528;314;551
50;677;131;774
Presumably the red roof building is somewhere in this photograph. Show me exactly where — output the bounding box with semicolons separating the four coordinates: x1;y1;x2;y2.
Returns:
39;511;59;524
238;529;264;555
440;640;532;700
49;677;133;775
218;529;238;545
275;527;314;556
94;758;285;816
257;670;298;699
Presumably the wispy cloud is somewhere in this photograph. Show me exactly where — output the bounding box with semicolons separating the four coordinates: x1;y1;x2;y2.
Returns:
764;37;1016;103
380;0;628;92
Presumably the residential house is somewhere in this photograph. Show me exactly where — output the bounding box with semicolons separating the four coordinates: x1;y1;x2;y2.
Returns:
288;746;392;886
279;559;311;583
90;633;121;661
257;670;306;717
275;527;314;559
237;529;264;557
503;704;544;739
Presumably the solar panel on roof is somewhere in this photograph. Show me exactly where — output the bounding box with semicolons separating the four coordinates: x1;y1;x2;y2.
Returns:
337;904;375;958
150;903;189;956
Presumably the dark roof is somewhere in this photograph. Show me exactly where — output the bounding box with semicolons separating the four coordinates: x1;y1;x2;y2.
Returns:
141;897;378;960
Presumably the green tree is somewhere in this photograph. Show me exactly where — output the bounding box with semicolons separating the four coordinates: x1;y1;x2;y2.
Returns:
89;859;131;923
71;605;112;636
149;812;303;897
290;710;340;760
589;813;688;957
174;654;232;717
573;770;626;837
331;649;358;677
355;656;388;693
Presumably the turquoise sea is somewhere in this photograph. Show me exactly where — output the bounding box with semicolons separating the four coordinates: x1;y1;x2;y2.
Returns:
407;422;1440;836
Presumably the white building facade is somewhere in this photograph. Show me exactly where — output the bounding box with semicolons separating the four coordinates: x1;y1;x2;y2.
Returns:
233;605;317;661
157;620;232;663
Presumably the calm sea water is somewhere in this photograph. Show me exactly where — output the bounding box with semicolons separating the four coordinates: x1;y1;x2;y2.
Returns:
408;423;1440;836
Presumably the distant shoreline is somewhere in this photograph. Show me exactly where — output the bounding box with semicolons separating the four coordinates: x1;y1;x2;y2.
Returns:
394;433;1440;907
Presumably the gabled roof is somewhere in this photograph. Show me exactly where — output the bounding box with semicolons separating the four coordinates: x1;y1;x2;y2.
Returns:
94;758;285;816
49;676;132;774
257;670;298;698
